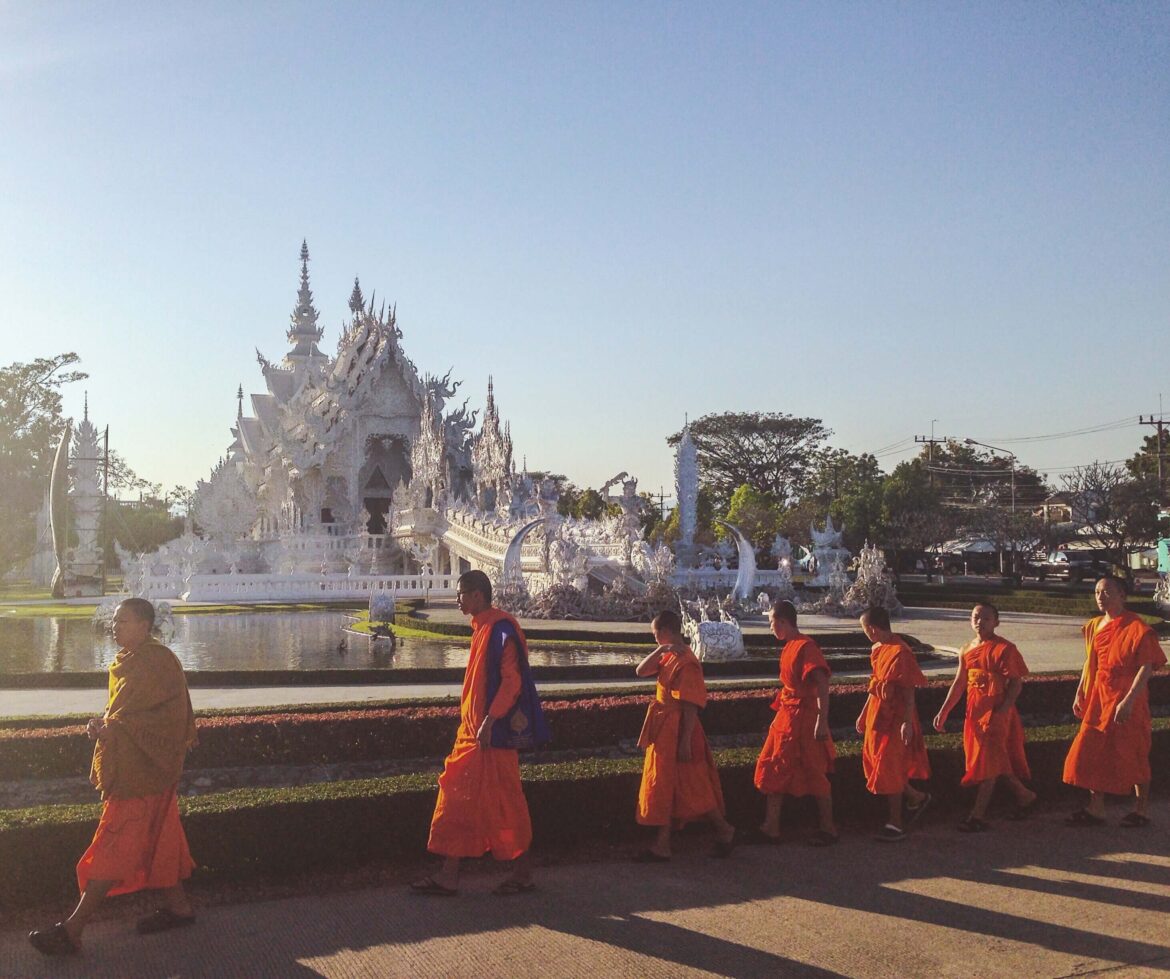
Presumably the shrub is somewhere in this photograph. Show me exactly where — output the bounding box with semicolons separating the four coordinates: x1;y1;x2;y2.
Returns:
2;722;1166;912
3;675;1167;781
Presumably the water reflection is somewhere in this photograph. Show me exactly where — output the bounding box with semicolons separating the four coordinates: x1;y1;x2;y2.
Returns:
0;612;642;673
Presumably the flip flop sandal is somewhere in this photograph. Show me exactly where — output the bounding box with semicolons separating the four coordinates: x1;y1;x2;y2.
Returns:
905;792;932;827
1008;802;1037;821
28;923;79;957
1064;809;1106;827
808;830;839;847
744;828;783;846
957;816;989;833
633;849;671;863
136;909;197;935
1120;812;1151;828
711;830;737;858
409;876;459;896
493;880;537;896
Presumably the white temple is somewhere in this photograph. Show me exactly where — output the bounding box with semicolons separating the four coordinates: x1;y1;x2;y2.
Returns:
125;243;637;601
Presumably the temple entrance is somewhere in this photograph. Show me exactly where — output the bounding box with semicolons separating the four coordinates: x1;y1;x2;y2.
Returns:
359;435;410;534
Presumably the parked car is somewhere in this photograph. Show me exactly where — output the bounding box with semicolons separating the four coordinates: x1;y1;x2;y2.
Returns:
1027;550;1116;582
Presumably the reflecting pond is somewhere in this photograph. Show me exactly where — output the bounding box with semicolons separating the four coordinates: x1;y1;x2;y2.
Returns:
0;611;643;673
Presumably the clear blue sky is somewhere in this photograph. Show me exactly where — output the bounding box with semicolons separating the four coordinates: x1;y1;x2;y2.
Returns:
3;2;1167;501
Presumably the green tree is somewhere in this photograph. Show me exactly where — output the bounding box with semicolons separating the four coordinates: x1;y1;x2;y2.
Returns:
667;412;831;511
1126;428;1169;496
803;449;886;549
0;353;87;577
1060;463;1159;578
881;458;956;565
722;483;783;554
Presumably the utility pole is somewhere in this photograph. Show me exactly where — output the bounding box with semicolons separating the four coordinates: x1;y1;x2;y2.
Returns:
1139;411;1166;504
915;423;945;487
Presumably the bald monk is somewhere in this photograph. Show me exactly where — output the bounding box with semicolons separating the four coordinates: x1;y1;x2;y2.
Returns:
29;598;197;957
634;609;736;861
411;570;548;895
753;600;838;846
857;606;932;842
1063;575;1166;827
933;601;1037;831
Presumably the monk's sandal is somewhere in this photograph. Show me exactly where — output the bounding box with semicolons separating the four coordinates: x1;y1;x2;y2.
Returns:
874;824;906;842
28;923;79;956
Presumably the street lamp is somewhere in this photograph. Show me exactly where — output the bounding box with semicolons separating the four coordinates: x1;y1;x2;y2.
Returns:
964;438;1016;513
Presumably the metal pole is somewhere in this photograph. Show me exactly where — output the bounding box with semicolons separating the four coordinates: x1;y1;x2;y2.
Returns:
101;426;109;596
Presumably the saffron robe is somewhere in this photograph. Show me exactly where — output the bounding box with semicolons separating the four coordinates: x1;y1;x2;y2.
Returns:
959;638;1031;786
861;638;931;794
1063;612;1166;795
79;642;197;895
428;607;533;860
754;635;836;797
637;647;725;826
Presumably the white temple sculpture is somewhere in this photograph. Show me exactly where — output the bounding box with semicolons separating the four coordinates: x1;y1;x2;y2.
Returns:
807;515;851;588
65;399;104;595
674;425;699;568
121;242;641;603
681;601;746;662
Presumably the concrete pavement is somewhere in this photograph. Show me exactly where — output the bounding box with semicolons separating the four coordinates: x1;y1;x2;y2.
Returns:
2;801;1168;978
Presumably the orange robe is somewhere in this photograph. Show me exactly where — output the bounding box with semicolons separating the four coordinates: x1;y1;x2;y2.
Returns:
861;638;931;794
428;607;532;860
754;635;836;797
78;641;197;896
637;648;725;826
1063;612;1167;795
959;638;1031;786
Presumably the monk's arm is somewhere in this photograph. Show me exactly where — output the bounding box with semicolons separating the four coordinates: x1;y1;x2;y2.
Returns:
477;639;522;746
995;676;1024;716
899;684;917;746
487;639;522;719
636;645;669;677
855;694;871;734
933;662;965;731
1073;647;1097;718
811;668;830;741
677;701;699;762
1115;664;1155;724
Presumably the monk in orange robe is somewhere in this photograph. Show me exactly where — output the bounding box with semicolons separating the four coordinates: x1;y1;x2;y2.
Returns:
29;598;197;957
754;600;837;845
412;570;544;895
933;601;1036;831
857;606;931;842
1063;575;1167;827
634;609;736;861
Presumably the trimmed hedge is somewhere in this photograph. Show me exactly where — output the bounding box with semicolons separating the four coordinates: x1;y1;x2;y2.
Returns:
4;674;1168;781
2;722;1167;912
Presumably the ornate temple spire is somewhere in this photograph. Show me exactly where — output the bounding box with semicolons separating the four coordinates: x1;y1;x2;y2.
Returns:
237;384;244;418
485;375;496;419
348;277;365;316
285;239;326;367
83;391;89;422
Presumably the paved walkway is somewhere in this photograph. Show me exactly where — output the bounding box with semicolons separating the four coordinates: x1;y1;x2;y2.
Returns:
3;802;1168;977
4;606;1158;719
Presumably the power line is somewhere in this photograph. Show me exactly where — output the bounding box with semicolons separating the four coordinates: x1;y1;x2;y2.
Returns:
985;416;1135;444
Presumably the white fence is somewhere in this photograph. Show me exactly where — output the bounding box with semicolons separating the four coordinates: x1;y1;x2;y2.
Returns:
134;573;460;603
